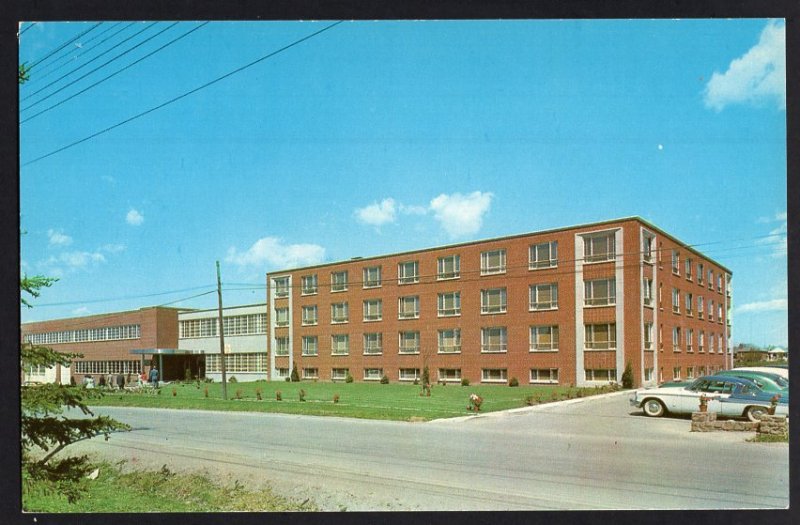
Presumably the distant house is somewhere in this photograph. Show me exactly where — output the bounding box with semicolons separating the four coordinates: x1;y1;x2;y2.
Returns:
767;347;787;362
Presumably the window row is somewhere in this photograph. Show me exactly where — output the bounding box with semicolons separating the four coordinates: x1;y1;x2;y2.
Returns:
180;314;268;338
73;360;143;375
24;324;141;345
666;288;725;322
669;251;725;293
272;366;564;384
205;353;268;373
672;365;724;382
670;327;726;354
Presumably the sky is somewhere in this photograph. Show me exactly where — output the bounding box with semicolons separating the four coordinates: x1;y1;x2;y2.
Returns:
18;19;787;346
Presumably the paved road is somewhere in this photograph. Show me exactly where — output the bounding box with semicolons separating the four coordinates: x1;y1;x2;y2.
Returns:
69;393;789;510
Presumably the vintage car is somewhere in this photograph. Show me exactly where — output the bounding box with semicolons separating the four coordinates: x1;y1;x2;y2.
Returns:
733;366;789;380
714;369;788;394
630;375;788;422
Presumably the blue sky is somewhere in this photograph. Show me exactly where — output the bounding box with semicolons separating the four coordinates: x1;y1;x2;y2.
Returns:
19;19;787;346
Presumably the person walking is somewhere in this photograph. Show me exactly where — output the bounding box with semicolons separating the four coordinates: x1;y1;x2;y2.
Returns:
148;366;159;390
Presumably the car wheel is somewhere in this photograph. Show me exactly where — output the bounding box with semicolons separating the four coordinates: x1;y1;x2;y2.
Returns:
745;405;768;422
642;398;666;417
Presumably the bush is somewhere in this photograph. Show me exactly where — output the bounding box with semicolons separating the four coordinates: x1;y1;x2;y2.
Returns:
298;389;306;401
228;376;238;383
509;377;519;387
284;377;291;382
333;393;340;404
621;361;633;389
380;374;389;385
184;368;192;382
204;386;209;398
345;373;353;384
290;364;300;383
524;395;535;406
413;378;419;386
461;378;470;387
276;390;282;401
255;387;262;400
422;366;430;386
172;387;177;397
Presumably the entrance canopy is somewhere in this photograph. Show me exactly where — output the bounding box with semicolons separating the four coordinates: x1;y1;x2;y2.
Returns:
130;348;206;381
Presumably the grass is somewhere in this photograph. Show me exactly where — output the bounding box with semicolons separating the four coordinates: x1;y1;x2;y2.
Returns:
87;380;618;421
23;460;317;512
747;433;789;443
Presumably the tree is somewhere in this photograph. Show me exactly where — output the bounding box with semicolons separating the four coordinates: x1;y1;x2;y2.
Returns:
21;274;130;503
290;362;300;382
621;361;634;389
19;63;30;84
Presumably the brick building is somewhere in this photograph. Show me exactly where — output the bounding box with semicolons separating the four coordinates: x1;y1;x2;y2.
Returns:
266;217;732;388
21;307;181;384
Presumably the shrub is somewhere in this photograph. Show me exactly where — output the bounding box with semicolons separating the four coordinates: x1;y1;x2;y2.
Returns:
235;389;242;400
461;378;470;387
621;361;633;389
171;387;177;397
228;375;238;383
290;364;300;382
284;377;290;382
380;374;389;384
299;389;306;401
422;366;430;386
509;377;519;387
333;393;340;404
255;387;262;400
551;391;559;401
524;395;535;406
276;390;282;401
412;378;419;386
204;386;209;398
345;373;353;384
184;368;192;382
576;388;584;398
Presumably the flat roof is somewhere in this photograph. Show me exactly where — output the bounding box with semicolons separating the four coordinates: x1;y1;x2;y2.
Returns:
266;216;732;276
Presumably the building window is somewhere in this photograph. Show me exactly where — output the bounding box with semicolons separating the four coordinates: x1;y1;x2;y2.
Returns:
275;367;289;379
644;368;654;382
642;233;654;263
708;270;714;290
30;324;143;345
438;329;461;354
585;323;616;350
584;278;615;307
529;283;558;310
399;331;420;354
302;368;319;380
530;368;559;384
717;274;723;293
398;296;420;319
275;307;289;327
708;300;714;321
685;258;693;280
301;274;318;295
671;250;680;275
697;263;704;285
274;337;290;356
206;354;268;373
438;368;461;382
398;261;420;284
481;368;508;383
273;277;290;298
698;296;705;319
643;278;654;307
480;249;507;275
717;303;722;322
529;241;558;269
699;331;705;353
672;327;682;352
685;293;694;316
331;368;349;381
437;292;461;317
686;366;695;380
686;329;694;353
363;266;382;288
437;255;460;280
698;366;707;376
530;325;559;352
363;368;383;381
331;271;348;292
363;333;383;355
672;288;680;314
584;232;615;263
585;369;616;382
399;368;420;382
718;334;723;354
302;336;318;356
481;288;507;314
481;327;507;353
363;299;383;322
331;302;349;324
331;334;349;355
301;305;318;326
673;367;681;381
644;323;653;351
73;360;142;375
709;333;715;353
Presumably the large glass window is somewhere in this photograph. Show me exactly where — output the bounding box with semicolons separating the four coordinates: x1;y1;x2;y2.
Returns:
331;334;349;355
530;368;559;384
438;368;461;382
481;327;507;353
437;255;460;280
275;307;289;327
480;249;506;275
643;278;654;307
399;368;420;382
529;283;558;310
585;369;616;382
399;331;420;354
363;266;382;288
398;261;419;284
585;278;615;306
644;323;653;350
437;292;461;317
363;299;382;321
363;368;383;381
530;325;559;351
331;302;349;324
671;250;680;274
438;329;461;353
481;288;507;314
398;296;420;319
481;368;507;383
529;241;558;269
274;336;290;356
273;277;290;298
331;271;348;292
302;336;318;356
301;274;318;295
584;232;615;263
301;305;318;326
585;323;616;350
363;333;383;355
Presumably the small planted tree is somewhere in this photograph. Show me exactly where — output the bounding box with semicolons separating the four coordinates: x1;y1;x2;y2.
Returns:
509;377;519;387
621;362;634;389
380;374;389;384
290;363;300;382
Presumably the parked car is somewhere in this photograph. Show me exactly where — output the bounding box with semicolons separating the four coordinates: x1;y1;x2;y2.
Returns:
658;380;693;388
733;366;789;380
714;369;788;394
630;375;788;422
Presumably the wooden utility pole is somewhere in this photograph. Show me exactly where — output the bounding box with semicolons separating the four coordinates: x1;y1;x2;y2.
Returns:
217;260;228;400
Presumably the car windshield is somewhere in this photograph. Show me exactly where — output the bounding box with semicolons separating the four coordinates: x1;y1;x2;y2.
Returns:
775;376;789;387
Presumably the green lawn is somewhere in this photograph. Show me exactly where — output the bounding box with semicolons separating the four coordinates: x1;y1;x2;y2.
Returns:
87;380;617;421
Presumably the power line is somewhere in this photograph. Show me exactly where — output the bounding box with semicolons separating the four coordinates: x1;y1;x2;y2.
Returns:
29;284;217;307
21;20;345;166
21;22;136;92
21;22;167;111
26;22;103;71
19;22;37;37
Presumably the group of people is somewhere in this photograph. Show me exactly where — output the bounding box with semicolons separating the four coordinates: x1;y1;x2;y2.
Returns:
80;366;160;390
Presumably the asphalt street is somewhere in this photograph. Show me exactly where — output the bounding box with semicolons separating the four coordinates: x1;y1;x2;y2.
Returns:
68;392;789;510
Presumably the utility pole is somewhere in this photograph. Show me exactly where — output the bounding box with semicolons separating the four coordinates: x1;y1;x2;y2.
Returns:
217;260;228;400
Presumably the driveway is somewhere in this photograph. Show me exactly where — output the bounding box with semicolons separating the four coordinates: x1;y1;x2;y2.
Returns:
68;392;789;510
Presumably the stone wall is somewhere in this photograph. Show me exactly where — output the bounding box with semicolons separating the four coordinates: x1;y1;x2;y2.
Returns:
690;411;788;434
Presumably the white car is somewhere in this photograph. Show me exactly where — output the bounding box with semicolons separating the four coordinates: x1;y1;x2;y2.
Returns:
630;375;788;422
733;366;789;380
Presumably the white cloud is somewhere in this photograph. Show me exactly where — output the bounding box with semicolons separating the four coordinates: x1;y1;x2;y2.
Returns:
755;213;787;258
429;191;493;238
126;208;144;226
355;198;397;227
100;243;126;253
47;229;73;247
736;298;787;314
226;237;326;269
704;20;785;111
60;251;106;269
72;307;90;316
